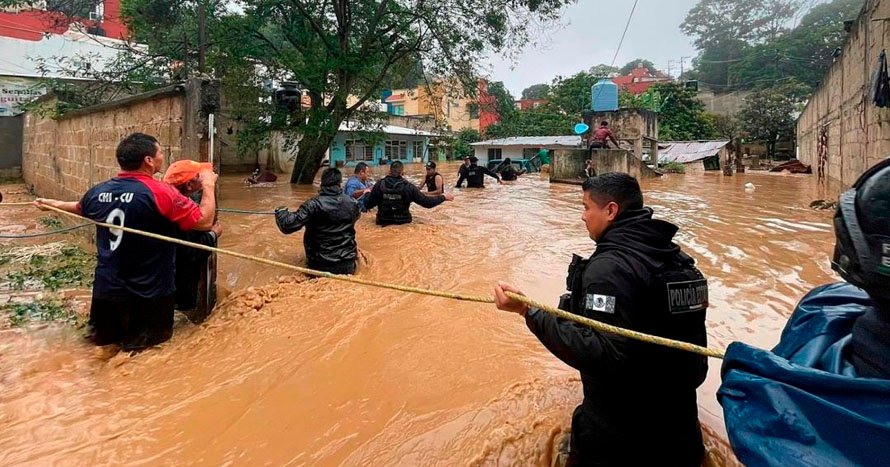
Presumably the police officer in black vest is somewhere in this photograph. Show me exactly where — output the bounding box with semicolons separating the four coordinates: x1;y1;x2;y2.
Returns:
494;173;708;466
456;156;501;188
365;161;454;226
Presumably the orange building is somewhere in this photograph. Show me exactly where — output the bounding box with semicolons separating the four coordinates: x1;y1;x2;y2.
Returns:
382;80;499;133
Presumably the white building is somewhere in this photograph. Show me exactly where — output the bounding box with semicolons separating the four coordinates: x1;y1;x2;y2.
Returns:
470;135;582;166
0;29;131;116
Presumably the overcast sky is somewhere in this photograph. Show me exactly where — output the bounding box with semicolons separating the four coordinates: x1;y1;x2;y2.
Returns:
483;0;702;96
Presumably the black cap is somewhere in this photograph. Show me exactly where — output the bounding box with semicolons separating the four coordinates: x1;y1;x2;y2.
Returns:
426;161;436;169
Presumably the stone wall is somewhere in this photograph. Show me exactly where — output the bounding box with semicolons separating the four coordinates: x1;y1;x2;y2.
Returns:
22;80;217;201
550;148;659;183
696;88;750;118
582;109;659;162
797;0;890;193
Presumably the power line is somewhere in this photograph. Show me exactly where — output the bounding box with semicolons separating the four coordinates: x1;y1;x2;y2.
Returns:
608;0;640;68
697;76;798;88
590;0;640;110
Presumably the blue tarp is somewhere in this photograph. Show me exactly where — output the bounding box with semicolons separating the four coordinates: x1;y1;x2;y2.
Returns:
719;283;890;466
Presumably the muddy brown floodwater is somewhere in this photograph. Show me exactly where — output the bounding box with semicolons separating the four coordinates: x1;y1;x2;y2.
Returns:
0;164;838;465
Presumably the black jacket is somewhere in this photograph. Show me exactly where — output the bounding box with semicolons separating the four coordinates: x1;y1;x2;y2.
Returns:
526;208;707;466
364;175;445;226
275;186;361;268
456;163;499;188
498;165;525;181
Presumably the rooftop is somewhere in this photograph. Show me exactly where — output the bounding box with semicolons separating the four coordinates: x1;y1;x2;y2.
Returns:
658;140;730;164
471;136;581;147
338;121;439;137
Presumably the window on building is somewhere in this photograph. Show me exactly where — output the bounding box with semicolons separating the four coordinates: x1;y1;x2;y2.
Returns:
385;140;408;160
345;139;372;162
392;104;405;115
468;103;480;119
522;147;540;159
412;141;425;160
488;148;502;160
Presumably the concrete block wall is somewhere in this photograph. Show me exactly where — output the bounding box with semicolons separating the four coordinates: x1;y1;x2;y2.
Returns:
551;149;660;182
797;0;890;194
22;91;185;201
20;80;219;201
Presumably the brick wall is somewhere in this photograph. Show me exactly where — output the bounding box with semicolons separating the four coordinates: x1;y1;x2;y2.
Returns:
21;81;218;200
797;0;890;194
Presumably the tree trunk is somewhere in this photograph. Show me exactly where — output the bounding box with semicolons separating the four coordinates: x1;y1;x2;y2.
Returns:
289;91;346;184
290;133;337;184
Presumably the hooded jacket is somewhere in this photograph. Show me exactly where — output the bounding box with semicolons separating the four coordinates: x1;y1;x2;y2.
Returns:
364;175;446;226
275;185;361;268
526;208;707;466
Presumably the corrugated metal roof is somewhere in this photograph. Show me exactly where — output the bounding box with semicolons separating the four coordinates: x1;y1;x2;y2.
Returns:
471;136;581;147
658;140;730;164
338;121;439;136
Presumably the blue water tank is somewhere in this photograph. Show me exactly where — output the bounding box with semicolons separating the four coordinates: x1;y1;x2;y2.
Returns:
591;79;619;111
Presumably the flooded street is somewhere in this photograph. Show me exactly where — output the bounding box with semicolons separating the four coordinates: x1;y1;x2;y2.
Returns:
0;165;837;465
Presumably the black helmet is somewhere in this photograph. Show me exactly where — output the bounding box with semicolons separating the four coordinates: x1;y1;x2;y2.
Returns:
832;157;890;302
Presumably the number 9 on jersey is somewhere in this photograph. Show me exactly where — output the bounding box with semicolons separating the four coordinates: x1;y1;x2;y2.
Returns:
105;208;125;251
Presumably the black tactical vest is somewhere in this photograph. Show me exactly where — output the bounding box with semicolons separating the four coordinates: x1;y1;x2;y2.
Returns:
424;172;441;192
466;166;485;188
559;250;708;384
377;179;410;224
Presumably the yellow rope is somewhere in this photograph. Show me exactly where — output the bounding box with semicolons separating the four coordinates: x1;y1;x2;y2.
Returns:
507;292;725;359
1;202;35;206
31;203;726;359
39;204;492;303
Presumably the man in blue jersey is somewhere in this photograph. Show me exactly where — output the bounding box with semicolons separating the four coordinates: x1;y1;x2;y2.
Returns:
343;162;373;212
35;133;217;350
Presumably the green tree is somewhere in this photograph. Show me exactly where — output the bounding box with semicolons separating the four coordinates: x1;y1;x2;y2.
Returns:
618;59;657;75
116;0;572;183
521;83;550;99
483;104;575;138
682;0;801;85
730;0;864;91
588;63;619;77
452;128;481;158
738;82;805;158
485;81;516;122
620;83;716;140
548;71;599;114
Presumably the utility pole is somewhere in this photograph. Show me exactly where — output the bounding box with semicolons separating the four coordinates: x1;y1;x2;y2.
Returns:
667;60;675;80
680;56;690;80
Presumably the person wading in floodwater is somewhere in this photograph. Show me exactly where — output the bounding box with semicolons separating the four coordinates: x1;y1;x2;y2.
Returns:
497;158;526;181
35;133;218;351
364;160;454;226
275;168;361;275
163;160;223;323
344;162;373;212
455;156;501;188
494;172;709;466
418;161;445;195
